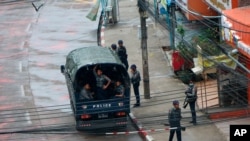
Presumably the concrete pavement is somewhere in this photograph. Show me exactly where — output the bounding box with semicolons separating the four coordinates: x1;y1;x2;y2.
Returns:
102;0;250;141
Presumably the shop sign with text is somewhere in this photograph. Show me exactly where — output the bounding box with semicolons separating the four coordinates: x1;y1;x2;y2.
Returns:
205;0;234;12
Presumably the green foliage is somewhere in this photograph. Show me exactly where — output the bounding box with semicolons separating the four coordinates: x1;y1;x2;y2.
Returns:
177;25;185;39
177;70;194;84
177;41;196;61
176;25;196;61
192;35;221;56
204;28;219;40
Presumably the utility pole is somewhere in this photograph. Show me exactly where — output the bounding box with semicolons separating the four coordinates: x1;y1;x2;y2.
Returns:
138;0;150;99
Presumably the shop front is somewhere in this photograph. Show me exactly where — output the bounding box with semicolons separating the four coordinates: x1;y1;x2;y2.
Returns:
208;6;250;119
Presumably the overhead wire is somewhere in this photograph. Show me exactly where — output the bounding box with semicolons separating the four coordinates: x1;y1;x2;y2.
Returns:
175;0;250;33
0;67;247;136
148;1;250;63
173;5;250;75
172;2;250;73
143;0;250;113
0;95;249;141
1;107;250;141
0;1;250;139
186;11;250;75
0;0;176;139
0;83;248;129
0;76;248;124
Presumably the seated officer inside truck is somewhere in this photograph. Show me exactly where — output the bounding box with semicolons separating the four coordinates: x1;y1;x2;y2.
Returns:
93;65;111;100
79;83;94;101
113;79;125;98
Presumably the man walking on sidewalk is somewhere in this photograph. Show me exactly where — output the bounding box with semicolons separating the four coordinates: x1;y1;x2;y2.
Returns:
130;64;141;107
168;100;182;141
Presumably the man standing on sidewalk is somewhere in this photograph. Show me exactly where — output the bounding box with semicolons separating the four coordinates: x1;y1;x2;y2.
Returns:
130;64;141;107
117;40;129;70
168;100;182;141
184;80;197;125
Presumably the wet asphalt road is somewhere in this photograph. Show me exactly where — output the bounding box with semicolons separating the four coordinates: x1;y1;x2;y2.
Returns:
0;0;142;140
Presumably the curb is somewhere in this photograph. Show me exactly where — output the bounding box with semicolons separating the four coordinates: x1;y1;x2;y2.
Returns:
129;113;154;141
100;24;105;47
97;11;106;47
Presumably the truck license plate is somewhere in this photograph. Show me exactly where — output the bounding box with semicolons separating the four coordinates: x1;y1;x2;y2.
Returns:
98;113;108;118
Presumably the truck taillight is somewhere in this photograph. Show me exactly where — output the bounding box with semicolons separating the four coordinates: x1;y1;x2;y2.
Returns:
116;112;126;117
81;114;91;119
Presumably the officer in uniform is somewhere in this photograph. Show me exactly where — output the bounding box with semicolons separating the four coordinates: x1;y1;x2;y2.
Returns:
168;100;182;141
184;80;197;125
117;40;129;70
130;64;141;107
113;79;125;98
93;65;111;100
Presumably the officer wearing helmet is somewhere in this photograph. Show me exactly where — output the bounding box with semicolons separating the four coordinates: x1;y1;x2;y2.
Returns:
117;40;129;70
168;100;182;141
130;64;141;107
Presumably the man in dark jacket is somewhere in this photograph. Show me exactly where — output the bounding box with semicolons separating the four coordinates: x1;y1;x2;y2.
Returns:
168;100;182;141
117;40;129;70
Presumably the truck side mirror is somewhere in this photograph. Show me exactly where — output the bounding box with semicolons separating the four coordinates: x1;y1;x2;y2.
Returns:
60;65;65;73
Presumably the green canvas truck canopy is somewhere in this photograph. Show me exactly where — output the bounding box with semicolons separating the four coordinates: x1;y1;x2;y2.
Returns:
65;46;123;82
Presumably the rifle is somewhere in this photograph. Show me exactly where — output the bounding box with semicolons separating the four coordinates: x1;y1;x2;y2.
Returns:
183;96;189;109
169;126;186;131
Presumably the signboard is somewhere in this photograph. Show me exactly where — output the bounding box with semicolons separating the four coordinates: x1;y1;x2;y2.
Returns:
238;41;250;58
205;0;234;12
221;15;234;43
221;15;250;58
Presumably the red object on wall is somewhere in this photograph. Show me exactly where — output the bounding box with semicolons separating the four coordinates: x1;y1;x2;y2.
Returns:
172;51;185;71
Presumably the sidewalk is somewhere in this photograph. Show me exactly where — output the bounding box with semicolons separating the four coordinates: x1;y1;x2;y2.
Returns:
104;0;227;141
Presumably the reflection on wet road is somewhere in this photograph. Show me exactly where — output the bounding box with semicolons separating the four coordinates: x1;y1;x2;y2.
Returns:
0;0;142;140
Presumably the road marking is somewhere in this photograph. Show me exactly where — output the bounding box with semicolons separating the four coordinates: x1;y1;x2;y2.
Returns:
113;113;175;141
19;61;22;72
25;111;32;124
101;25;105;46
20;85;25;97
146;135;154;141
